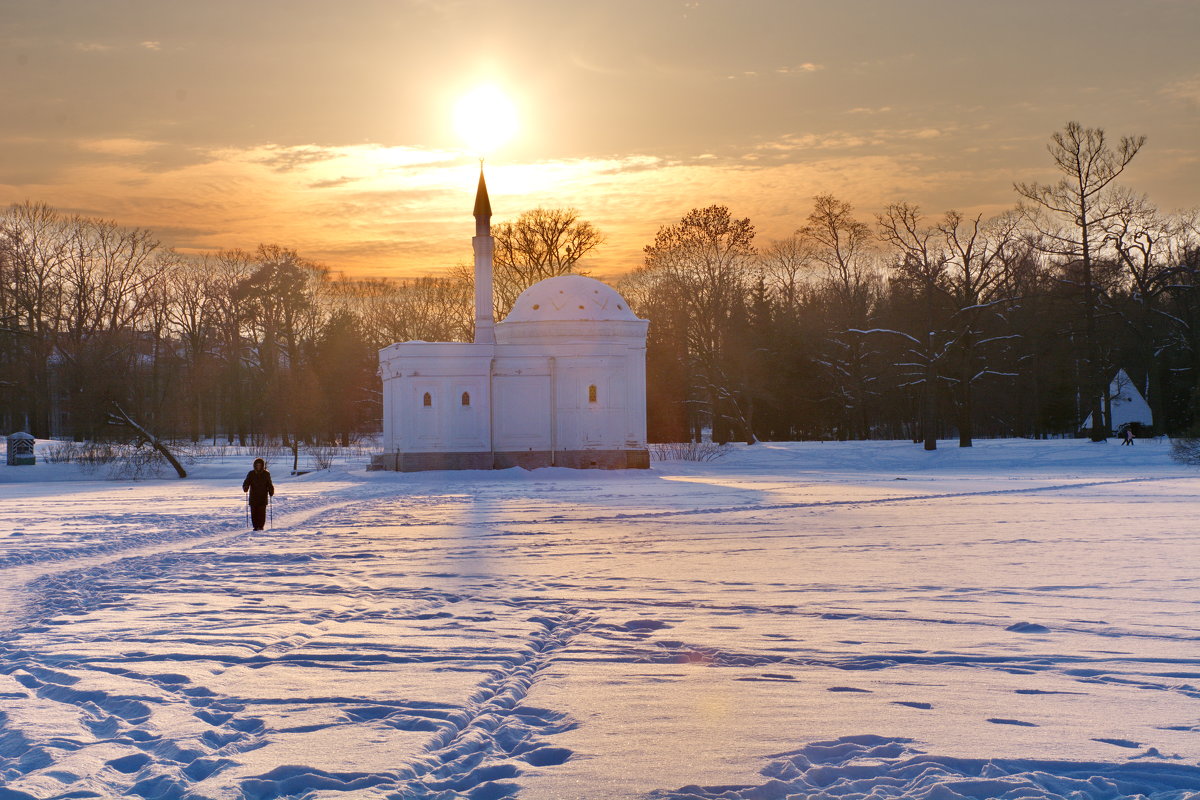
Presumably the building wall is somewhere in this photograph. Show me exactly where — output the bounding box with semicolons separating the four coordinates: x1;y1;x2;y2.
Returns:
491;357;551;453
376;323;649;470
401;377;490;452
370;448;649;472
379;343;493;454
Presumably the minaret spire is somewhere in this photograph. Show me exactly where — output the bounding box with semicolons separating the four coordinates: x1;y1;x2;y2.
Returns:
472;162;496;344
473;159;492;231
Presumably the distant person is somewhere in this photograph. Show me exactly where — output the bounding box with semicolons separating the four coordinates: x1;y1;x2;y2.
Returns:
242;458;275;530
1122;427;1135;446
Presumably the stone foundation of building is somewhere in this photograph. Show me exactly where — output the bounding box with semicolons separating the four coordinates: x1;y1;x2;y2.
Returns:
369;449;649;472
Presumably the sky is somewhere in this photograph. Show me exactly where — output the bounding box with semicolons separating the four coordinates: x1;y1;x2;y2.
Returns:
2;0;1198;281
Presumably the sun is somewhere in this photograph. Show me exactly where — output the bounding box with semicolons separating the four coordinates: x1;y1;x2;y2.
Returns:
453;84;518;156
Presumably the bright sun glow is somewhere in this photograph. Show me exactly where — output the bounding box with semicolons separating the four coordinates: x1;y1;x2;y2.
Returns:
454;84;518;156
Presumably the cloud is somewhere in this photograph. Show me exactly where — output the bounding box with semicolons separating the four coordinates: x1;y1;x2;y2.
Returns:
78;138;162;157
253;146;341;173
1162;75;1200;107
72;40;162;54
569;52;628;76
754;127;954;156
308;176;359;190
728;64;822;80
754;132;872;152
776;63;823;75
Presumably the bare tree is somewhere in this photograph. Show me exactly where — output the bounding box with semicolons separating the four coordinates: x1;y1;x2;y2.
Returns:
165;253;222;440
107;402;187;478
1;202;69;436
1016;121;1145;441
209;249;256;443
800;194;880;439
1100;190;1179;425
348;274;472;348
759;233;816;312
937;210;1025;446
875;203;948;450
491;207;603;319
235;245;330;444
55;216;163;438
641;205;759;443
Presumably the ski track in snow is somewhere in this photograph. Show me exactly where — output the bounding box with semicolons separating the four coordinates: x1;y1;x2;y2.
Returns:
0;439;1198;799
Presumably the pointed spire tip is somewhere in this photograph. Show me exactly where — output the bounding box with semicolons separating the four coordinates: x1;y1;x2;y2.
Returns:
473;164;491;219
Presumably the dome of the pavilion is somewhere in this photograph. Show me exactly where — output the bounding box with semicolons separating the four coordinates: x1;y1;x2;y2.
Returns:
503;274;640;323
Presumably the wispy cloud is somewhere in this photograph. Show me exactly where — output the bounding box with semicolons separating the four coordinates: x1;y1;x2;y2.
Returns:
569;52;627;76
1163;75;1200;107
776;63;823;75
755;126;951;155
308;176;359;190
728;63;822;80
253;146;341;173
77;138;162;157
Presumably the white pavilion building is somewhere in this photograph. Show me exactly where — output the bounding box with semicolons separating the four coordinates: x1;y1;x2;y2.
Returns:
370;171;649;471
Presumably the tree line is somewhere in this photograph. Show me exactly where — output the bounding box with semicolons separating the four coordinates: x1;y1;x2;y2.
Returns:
623;124;1200;447
0;204;595;445
2;122;1198;448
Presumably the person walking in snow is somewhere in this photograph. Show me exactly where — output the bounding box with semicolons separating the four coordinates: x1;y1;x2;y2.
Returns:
242;458;275;530
1122;427;1135;446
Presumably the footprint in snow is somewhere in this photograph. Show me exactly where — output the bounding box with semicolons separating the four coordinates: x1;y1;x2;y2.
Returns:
827;686;872;693
624;619;671;632
522;746;572;766
892;701;932;710
988;718;1038;727
1093;737;1140;748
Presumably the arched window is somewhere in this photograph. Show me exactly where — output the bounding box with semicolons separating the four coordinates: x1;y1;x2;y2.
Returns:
461;392;470;407
422;392;432;407
588;384;598;404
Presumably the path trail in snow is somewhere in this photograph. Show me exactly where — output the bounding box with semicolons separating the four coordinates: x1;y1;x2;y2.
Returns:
0;438;1197;799
0;495;368;631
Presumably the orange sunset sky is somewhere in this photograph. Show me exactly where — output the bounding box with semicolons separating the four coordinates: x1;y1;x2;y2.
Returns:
2;0;1199;281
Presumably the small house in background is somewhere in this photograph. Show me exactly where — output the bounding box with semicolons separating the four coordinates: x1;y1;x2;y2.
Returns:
1081;369;1153;434
6;432;35;466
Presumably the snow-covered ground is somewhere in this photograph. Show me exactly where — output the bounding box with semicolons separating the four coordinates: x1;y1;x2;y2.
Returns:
1;438;1198;799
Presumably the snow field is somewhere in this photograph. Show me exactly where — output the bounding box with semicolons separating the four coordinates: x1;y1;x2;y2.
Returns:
0;438;1198;799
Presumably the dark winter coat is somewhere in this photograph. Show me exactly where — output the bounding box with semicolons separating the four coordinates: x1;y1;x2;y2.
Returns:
242;469;275;506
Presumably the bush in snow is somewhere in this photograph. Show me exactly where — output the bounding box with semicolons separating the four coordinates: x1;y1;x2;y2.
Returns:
44;441;122;469
42;438;198;478
309;444;336;470
1169;436;1200;464
650;442;733;462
